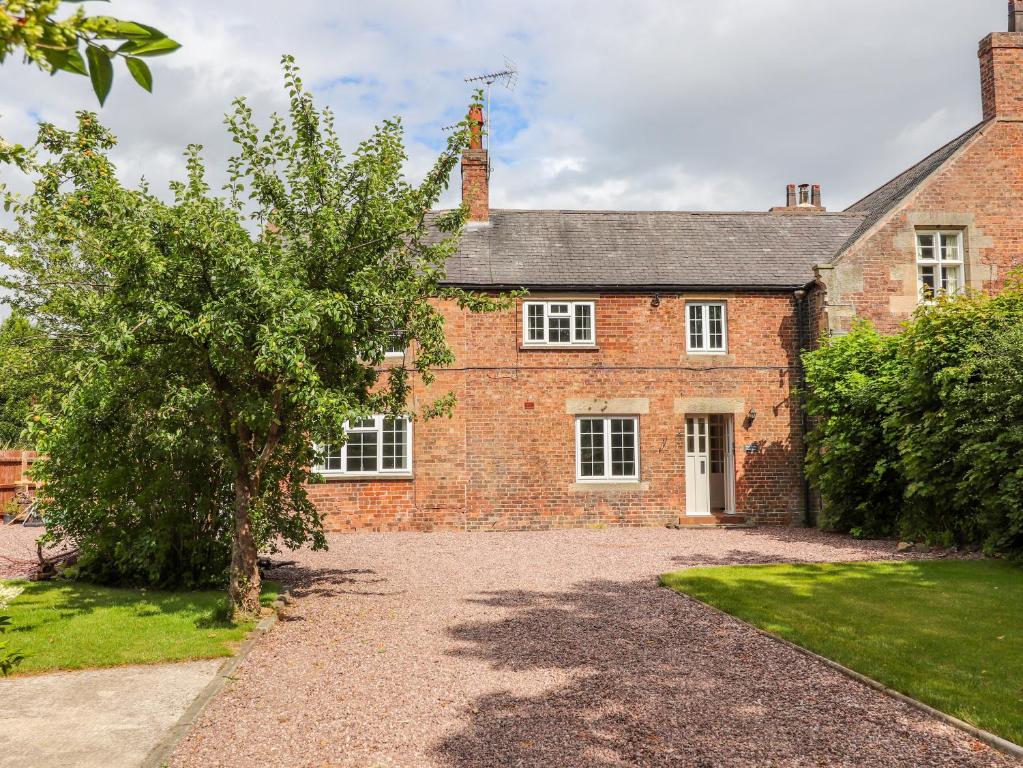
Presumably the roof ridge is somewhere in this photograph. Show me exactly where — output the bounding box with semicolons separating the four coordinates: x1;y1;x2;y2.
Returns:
833;120;989;259
434;208;866;217
844;121;987;213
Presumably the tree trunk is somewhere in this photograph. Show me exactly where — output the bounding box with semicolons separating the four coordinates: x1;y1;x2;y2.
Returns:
228;468;262;621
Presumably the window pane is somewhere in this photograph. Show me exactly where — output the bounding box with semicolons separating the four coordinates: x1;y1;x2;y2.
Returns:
686;418;695;453
941;265;960;294
688;305;704;349
917;233;935;260
919;265;936;298
549;315;571;343
527;304;545;341
321;444;343;472
385;331;405;355
709;417;724;473
707;304;724;351
574;304;593;342
940;233;961;262
579;419;605;478
698;418;706;453
382;417;407;470
609;418;636;477
346;431;378;472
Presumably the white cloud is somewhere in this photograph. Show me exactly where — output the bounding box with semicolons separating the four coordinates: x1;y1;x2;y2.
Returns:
0;0;1008;218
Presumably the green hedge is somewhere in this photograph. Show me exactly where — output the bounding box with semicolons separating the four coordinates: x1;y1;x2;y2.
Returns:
803;280;1023;555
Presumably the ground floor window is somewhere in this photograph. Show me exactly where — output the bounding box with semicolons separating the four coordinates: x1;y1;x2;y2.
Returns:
576;416;639;481
314;415;412;476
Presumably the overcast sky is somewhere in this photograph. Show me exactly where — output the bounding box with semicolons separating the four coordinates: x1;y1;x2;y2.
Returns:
0;1;1009;213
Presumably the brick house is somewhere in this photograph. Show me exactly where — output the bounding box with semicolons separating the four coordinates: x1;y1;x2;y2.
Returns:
309;11;1023;533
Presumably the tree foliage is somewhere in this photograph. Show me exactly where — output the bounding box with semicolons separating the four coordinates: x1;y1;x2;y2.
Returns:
803;281;1023;555
1;58;502;614
0;0;179;104
0;311;56;447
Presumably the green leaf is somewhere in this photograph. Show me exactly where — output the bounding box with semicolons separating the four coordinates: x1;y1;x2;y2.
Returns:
41;47;88;77
86;46;114;106
125;57;152;93
87;17;170;41
117;37;181;57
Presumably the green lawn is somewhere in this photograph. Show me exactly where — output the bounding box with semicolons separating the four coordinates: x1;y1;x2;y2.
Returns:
1;579;279;674
660;560;1023;745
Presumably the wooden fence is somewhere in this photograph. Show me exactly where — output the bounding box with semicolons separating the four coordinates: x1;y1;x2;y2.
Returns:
0;450;38;507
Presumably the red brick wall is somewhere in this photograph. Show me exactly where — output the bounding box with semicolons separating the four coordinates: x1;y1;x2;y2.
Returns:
312;293;807;531
820;120;1023;335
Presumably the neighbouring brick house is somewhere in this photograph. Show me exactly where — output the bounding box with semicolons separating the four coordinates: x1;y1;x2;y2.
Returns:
309;12;1023;533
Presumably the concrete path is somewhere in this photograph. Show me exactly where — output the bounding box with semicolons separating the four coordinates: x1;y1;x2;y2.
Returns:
170;528;1014;768
0;660;220;768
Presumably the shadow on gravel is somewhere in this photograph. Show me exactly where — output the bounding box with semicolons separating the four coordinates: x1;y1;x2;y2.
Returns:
434;578;998;768
670;550;803;568
267;565;401;599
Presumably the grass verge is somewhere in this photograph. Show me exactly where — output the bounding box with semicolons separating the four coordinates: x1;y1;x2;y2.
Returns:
0;579;279;674
660;559;1023;745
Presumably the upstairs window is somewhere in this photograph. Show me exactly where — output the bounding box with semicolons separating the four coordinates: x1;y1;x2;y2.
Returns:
314;416;412;476
576;416;639;481
916;231;963;301
384;330;406;357
686;302;727;353
523;301;595;346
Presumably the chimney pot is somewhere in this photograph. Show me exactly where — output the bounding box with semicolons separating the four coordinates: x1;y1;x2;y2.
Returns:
468;104;484;150
1011;0;1023;32
461;105;489;221
786;183;797;207
798;184;811;206
811;184;822;208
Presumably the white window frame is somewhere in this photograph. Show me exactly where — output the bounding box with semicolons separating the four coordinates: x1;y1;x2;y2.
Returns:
686;302;728;354
313;415;413;477
574;416;640;482
522;301;596;347
916;230;964;303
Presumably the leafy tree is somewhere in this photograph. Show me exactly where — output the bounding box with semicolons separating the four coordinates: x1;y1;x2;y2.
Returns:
0;311;50;447
1;0;180;104
1;59;501;617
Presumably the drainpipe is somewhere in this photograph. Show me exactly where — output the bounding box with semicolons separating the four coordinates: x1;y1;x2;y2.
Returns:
793;287;814;528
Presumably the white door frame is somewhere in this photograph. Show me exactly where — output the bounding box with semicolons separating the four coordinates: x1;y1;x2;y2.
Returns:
686;414;736;516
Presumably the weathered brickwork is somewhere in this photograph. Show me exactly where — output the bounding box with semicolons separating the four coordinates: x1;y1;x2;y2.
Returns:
312;293;807;531
819;120;1023;334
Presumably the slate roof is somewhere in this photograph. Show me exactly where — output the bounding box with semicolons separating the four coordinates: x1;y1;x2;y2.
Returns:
441;210;866;290
836;121;987;257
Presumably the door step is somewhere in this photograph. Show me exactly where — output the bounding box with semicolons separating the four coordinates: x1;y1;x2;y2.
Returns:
668;515;755;530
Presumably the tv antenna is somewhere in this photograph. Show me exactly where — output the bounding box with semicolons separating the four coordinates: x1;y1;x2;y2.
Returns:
465;58;518;168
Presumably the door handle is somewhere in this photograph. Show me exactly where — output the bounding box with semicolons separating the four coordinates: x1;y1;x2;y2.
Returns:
700;460;705;474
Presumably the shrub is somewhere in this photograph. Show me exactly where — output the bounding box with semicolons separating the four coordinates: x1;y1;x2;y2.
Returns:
803;280;1023;556
803;322;903;537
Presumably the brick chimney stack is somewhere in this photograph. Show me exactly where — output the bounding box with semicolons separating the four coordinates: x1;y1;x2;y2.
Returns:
979;4;1023;121
771;183;826;213
461;104;489;222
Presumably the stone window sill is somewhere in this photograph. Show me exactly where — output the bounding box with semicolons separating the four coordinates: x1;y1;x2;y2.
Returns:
570;481;650;493
519;344;600;352
315;473;414;482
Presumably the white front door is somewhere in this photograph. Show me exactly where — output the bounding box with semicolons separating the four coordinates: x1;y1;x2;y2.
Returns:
685;416;711;516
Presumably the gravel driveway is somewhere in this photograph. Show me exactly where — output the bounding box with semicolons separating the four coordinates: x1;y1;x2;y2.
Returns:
171;528;1014;768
